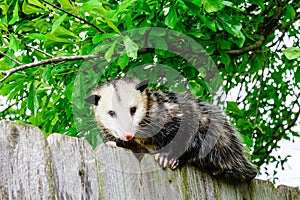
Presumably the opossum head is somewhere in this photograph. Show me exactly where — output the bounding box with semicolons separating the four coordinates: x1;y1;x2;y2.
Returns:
86;78;148;141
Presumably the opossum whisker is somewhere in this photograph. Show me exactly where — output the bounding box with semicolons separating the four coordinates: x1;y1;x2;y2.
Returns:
86;78;257;181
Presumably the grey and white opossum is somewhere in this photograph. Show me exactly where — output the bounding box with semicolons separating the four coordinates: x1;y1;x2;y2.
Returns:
86;78;257;181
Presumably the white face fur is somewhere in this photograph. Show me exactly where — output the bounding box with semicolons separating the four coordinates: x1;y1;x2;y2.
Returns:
92;79;147;141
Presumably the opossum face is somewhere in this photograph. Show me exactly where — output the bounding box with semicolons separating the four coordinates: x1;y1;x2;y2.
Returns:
86;79;148;141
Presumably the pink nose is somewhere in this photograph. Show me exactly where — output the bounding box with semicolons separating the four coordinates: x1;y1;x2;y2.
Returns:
125;135;133;140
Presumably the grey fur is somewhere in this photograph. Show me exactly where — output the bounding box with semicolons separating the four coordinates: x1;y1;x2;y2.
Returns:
87;78;257;181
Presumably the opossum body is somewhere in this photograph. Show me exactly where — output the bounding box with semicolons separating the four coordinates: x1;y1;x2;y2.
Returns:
86;78;257;181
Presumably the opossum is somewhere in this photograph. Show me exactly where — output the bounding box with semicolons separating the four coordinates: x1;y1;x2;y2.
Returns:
85;78;257;181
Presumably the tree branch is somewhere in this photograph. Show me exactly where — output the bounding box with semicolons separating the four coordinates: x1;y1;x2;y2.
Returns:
0;54;102;83
23;43;55;58
0;51;23;65
226;36;265;56
40;0;105;34
254;92;300;162
254;50;267;126
256;106;300;167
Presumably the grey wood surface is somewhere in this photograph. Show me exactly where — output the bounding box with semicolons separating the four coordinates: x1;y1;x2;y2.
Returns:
0;120;299;200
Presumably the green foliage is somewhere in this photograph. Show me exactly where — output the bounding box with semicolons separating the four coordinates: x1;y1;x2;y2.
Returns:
0;0;299;182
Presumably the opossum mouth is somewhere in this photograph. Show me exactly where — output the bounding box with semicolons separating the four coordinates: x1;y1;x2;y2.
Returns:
121;134;134;141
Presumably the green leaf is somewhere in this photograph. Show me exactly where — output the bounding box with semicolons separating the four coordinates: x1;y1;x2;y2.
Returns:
0;20;8;32
248;0;264;8
165;6;178;29
183;65;199;79
189;81;203;97
155;37;168;50
234;34;246;48
55;26;79;39
237;118;252;130
1;79;25;96
219;39;231;50
117;0;136;13
123;36;139;59
92;33;117;45
8;2;19;25
104;40;117;61
222;1;234;7
118;54;129;70
136;0;151;13
295;67;300;83
222;1;243;11
42;65;52;81
9;34;20;51
221;20;243;37
45;26;79;45
0;3;8;15
83;0;102;10
182;0;201;15
51;115;59;126
282;47;300;60
58;0;73;10
45;33;71;44
226;101;244;116
220;19;245;47
28;81;39;116
220;50;231;67
22;0;45;14
243;133;254;147
199;15;217;32
105;17;122;34
28;0;47;9
0;61;11;70
284;4;295;20
25;33;46;41
201;0;223;13
255;124;265;135
51;14;67;34
187;31;204;38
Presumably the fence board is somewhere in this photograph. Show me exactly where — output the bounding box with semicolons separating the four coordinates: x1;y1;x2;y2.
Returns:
0;121;52;200
47;133;98;200
0;120;299;200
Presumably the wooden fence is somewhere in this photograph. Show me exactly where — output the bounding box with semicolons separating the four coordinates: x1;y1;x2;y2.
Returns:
0;120;299;200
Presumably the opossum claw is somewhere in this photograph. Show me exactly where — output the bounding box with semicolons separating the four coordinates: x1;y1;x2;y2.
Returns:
154;153;179;169
169;158;179;170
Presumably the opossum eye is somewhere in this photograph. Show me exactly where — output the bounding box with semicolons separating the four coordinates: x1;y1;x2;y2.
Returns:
108;110;116;118
130;107;136;115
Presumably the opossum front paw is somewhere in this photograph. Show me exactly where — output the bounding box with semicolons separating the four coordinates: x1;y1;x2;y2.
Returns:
154;153;179;170
105;141;117;148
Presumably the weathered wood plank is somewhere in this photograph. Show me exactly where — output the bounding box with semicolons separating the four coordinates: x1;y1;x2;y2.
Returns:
0;120;299;200
0;120;52;200
95;144;142;200
277;185;300;199
140;154;184;200
95;144;300;200
47;133;98;200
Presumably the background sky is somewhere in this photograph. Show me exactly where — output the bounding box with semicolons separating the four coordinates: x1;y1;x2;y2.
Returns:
259;136;300;187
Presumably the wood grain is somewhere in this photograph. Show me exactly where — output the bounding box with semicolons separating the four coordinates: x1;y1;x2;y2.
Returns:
0;120;299;200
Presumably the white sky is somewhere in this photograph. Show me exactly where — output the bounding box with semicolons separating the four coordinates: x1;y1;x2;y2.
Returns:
259;137;300;187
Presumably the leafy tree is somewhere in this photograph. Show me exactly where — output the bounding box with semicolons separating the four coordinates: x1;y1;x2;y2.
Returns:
0;0;299;181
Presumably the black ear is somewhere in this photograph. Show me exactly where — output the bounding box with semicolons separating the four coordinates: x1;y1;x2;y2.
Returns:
136;80;149;92
85;95;101;106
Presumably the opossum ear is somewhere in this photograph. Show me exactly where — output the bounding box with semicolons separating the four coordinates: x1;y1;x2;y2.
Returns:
136;80;149;92
85;95;101;106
